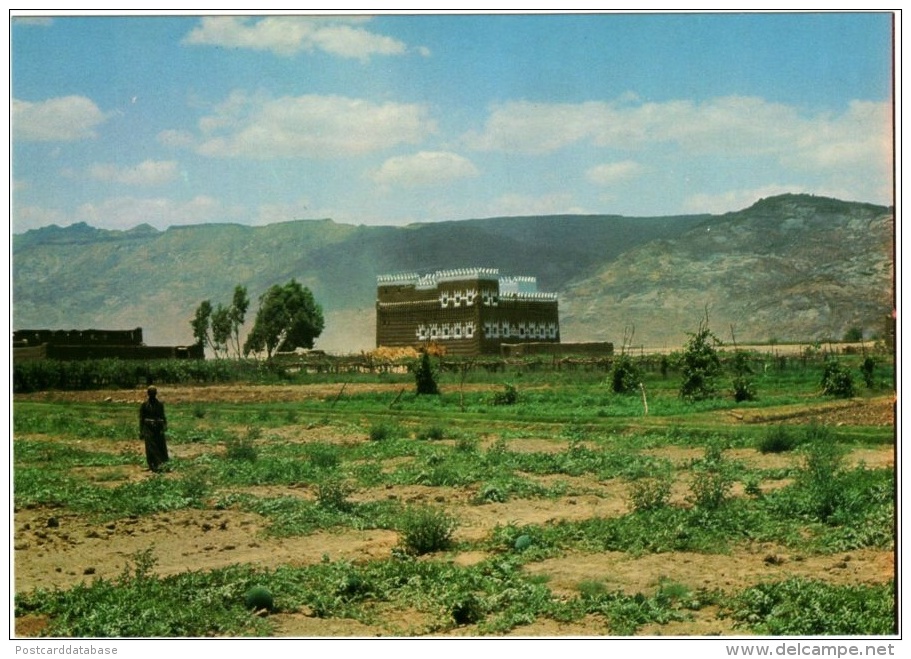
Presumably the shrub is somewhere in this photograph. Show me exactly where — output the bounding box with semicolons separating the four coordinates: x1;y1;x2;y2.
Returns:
843;326;864;343
368;423;397;441
725;578;895;635
448;591;484;626
757;425;799;454
418;425;446;441
414;352;440;395
225;436;258;462
316;478;354;512
731;376;757;402
306;443;340;469
821;359;855;398
610;354;641;394
679;316;723;401
860;356;876;388
687;443;734;509
397;505;458;555
476;482;508;504
492;383;518;406
799;440;846;522
627;473;673;512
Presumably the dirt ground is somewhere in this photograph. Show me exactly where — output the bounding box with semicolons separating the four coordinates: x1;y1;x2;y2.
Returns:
13;388;896;637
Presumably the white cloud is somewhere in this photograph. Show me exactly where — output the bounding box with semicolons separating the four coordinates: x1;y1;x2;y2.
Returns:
466;96;892;172
157;129;196;149
194;92;436;159
464;101;603;154
372;151;479;186
183;16;410;60
88;160;179;186
73;195;244;230
586;160;645;186
12;95;107;141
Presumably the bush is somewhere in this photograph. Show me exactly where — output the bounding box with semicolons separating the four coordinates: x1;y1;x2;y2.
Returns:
316;478;354;512
225;436;258;462
610;354;641;394
757;425;799;454
843;326;864;343
679;317;723;401
417;425;446;441
860;356;876;388
799;440;846;522
726;578;895;635
687;443;734;509
492;383;518;406
368;423;397;441
414;352;440;395
821;359;855;398
627;474;673;512
731;376;757;402
306;443;340;469
397;505;458;555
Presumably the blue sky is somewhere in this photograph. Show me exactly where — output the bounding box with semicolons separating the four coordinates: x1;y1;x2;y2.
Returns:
11;12;895;232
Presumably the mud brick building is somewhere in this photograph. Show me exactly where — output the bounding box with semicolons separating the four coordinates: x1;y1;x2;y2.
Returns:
12;327;204;361
376;268;560;356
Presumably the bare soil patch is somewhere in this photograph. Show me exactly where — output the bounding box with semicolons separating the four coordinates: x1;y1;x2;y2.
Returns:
13;388;895;637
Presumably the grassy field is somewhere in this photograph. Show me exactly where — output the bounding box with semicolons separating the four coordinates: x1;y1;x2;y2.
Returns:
12;352;896;637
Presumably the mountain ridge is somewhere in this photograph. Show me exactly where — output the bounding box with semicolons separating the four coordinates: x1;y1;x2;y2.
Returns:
12;194;894;353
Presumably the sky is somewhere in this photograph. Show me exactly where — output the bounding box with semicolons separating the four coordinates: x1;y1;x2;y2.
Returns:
10;11;896;233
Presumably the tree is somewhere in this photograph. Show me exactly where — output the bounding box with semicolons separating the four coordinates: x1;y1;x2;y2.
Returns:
679;312;723;402
414;351;440;395
190;285;250;359
228;285;250;358
244;279;325;359
210;304;232;357
191;300;216;354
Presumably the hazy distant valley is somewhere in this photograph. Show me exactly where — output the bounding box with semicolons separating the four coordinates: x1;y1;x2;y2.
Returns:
12;194;894;353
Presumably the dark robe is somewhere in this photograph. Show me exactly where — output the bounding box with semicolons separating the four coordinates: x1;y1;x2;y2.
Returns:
139;397;169;471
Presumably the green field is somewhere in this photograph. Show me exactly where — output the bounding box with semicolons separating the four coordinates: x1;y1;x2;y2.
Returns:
12;350;896;637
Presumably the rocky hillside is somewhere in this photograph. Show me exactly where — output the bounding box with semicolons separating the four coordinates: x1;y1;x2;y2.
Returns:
12;194;894;353
560;194;894;348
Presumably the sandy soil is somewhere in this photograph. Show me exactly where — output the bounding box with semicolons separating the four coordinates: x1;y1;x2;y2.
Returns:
13;389;896;637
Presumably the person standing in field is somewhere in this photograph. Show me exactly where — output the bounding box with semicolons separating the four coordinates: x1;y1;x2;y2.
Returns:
140;385;169;472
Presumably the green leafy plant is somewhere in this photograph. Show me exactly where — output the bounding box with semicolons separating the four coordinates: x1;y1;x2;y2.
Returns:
687;443;734;510
610;354;641;394
368;422;398;441
627;474;673;512
679;314;723;401
757;425;799;454
725;578;895;635
417;425;446;441
243;279;325;360
731;376;757;402
821;359;855;398
225;434;258;462
492;383;518;406
860;356;876;388
414;352;440;395
316;477;354;512
396;505;458;555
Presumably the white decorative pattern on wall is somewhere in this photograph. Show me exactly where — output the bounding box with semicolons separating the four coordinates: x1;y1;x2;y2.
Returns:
416;321;477;341
481;320;557;340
